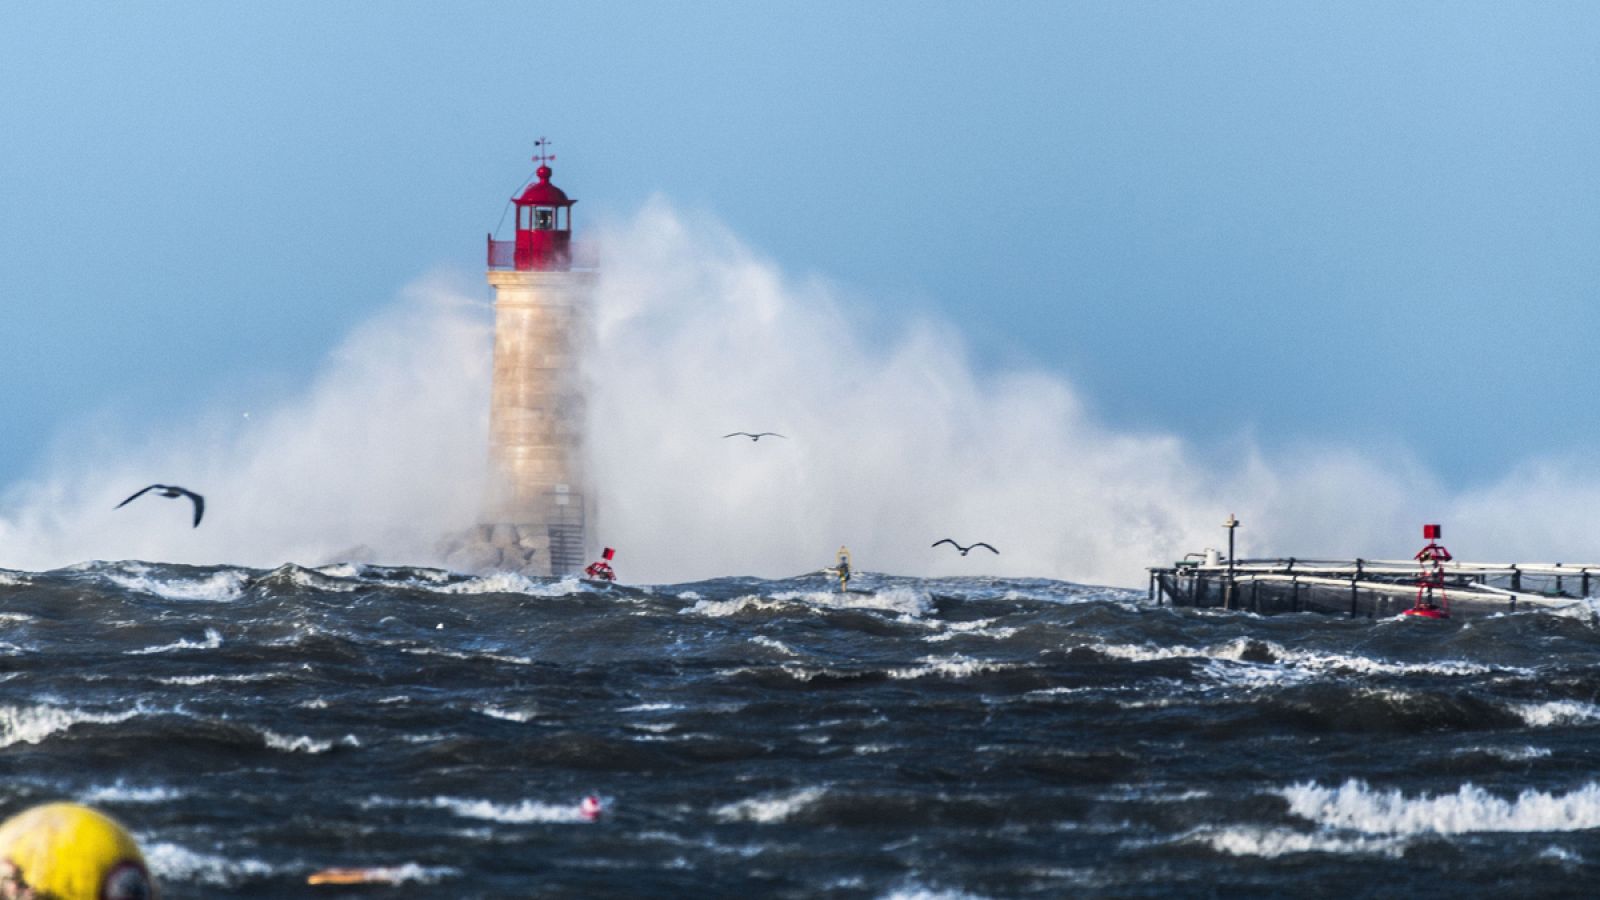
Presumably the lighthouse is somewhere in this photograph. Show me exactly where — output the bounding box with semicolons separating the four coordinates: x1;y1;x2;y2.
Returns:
480;140;596;576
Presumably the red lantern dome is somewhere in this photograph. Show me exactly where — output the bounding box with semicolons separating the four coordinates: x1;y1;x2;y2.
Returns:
488;140;576;272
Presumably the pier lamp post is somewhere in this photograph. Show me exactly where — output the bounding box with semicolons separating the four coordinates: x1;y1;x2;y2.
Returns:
1223;515;1240;608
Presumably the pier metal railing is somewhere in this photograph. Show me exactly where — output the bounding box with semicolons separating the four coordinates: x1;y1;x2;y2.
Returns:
1147;557;1600;618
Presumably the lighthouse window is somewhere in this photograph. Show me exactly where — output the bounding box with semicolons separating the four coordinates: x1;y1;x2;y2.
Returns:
534;207;555;230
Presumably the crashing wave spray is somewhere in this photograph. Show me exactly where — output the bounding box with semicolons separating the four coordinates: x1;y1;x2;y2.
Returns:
6;203;1600;584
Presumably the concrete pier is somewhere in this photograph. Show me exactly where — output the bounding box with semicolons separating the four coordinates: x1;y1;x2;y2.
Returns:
1149;558;1600;618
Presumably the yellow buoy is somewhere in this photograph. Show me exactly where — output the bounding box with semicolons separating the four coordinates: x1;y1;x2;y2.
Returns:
0;803;154;899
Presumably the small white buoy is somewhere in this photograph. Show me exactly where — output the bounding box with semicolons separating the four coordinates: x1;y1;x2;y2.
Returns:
436;623;444;630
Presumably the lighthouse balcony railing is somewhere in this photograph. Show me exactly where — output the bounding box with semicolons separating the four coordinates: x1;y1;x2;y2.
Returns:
487;237;517;269
486;237;600;271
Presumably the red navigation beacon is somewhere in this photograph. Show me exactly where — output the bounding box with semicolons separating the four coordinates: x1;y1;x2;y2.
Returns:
1405;523;1453;619
487;137;576;272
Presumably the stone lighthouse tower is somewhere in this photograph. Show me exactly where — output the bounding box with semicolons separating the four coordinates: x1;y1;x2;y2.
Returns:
480;141;596;575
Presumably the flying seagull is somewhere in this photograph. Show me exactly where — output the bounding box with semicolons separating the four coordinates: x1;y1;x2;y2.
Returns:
115;484;205;527
723;432;786;442
932;539;998;556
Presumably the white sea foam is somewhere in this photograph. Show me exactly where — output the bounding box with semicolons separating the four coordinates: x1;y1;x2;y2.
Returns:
435;573;586;596
887;654;1014;680
128;627;222;655
1282;779;1600;834
619;702;681;713
427;796;596;824
1093;637;1512;681
777;587;932;618
1455;745;1553;761
261;730;359;754
1513;700;1600;727
750;635;799;656
141;841;279;886
923;618;1020;642
1540;845;1584;864
0;704;140;748
80;780;182;805
402;646;534;666
1196;825;1406;858
157;671;280;686
877;883;992;900
685;594;792;617
309;864;457;886
106;570;248;602
628;722;677;734
714;786;827;824
477;705;539;723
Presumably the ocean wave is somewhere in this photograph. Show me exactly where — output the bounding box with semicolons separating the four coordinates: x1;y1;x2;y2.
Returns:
1094;637;1516;680
433;573;586;597
141;841;279;886
749;635;800;656
309;864;458;886
923;618;1020;642
128;627;223;655
1282;778;1600;834
426;795;597;824
0;704;140;748
777;586;931;618
477;704;540;723
877;882;993;900
260;730;360;754
714;786;827;824
402;646;535;666
106;569;248;602
886;654;1016;680
619;701;682;712
1193;825;1406;858
1512;699;1600;727
156;671;282;686
687;587;931;619
685;594;792;617
1451;744;1553;761
79;780;183;805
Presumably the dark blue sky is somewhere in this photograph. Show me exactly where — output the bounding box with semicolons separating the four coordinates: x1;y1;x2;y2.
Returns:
3;1;1597;487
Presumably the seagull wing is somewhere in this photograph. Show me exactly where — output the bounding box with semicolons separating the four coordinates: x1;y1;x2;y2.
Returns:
115;485;161;509
972;542;999;554
723;433;752;439
931;539;957;550
759;433;787;439
179;489;205;527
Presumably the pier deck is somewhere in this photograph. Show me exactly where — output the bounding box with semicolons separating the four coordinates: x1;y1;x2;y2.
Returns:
1148;558;1600;618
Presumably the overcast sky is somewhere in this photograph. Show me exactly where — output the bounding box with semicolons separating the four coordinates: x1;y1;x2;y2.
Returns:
4;1;1598;490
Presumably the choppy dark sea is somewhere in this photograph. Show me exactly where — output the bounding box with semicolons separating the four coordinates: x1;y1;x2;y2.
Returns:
4;561;1600;897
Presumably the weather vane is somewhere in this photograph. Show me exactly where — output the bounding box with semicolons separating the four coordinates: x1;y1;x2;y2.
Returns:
531;137;556;166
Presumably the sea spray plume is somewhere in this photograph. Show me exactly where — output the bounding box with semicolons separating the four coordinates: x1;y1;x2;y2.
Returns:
0;275;492;571
6;204;1600;579
581;202;1235;586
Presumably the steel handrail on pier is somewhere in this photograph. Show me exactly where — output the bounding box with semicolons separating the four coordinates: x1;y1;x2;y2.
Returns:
1147;557;1600;617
